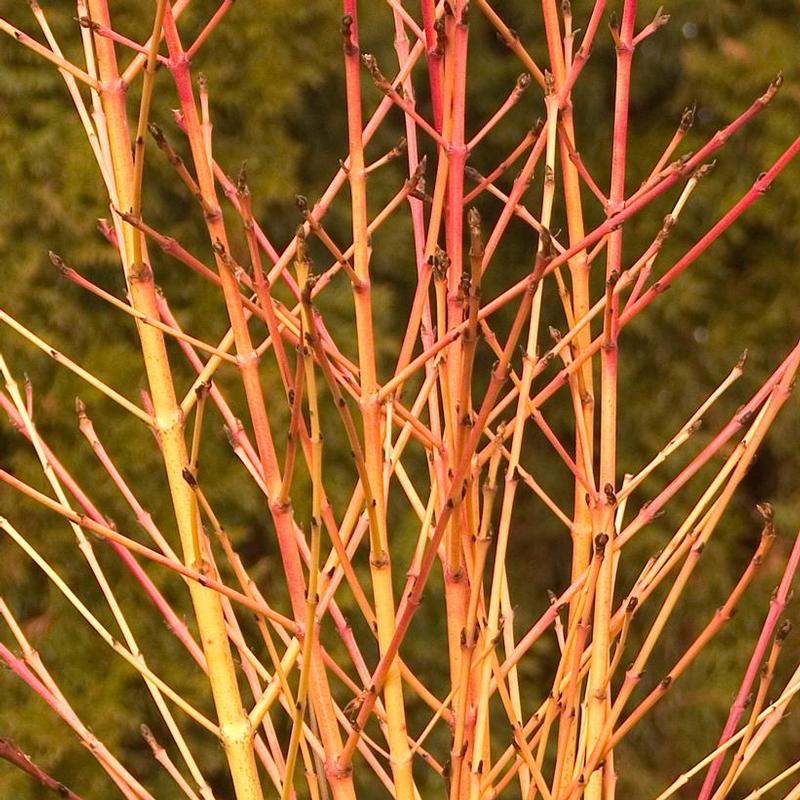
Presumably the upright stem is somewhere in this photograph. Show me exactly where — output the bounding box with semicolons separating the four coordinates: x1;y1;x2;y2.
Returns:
584;4;635;798
85;3;261;798
541;5;595;707
341;7;415;798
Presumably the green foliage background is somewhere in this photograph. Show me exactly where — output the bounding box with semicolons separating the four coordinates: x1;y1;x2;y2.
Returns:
0;1;799;797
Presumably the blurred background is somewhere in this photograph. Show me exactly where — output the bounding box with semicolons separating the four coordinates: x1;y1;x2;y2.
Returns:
1;1;799;797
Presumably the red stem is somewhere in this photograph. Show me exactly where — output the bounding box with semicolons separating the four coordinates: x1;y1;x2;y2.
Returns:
697;528;800;799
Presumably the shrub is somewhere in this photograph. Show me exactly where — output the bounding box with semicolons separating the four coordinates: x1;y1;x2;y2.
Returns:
1;2;799;799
